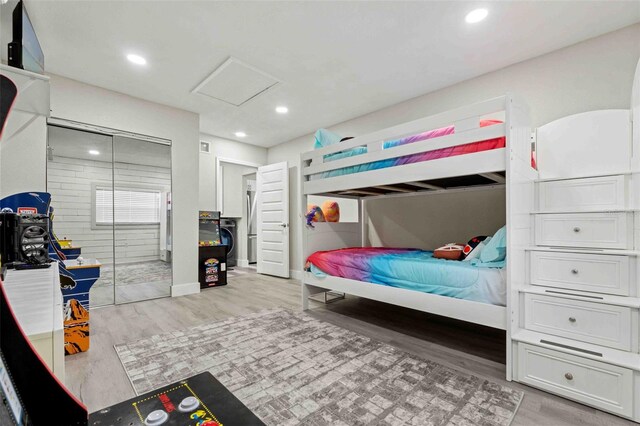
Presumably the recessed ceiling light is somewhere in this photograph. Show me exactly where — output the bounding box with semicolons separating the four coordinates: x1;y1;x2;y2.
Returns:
89;150;100;155
235;131;247;138
275;106;289;114
126;54;147;65
465;8;488;24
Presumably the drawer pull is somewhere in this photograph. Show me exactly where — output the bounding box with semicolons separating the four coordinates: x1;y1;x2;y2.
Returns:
568;317;577;323
573;227;581;233
571;269;579;274
564;373;574;380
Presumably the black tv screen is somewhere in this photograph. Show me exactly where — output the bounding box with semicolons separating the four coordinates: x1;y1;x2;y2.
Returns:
8;0;45;74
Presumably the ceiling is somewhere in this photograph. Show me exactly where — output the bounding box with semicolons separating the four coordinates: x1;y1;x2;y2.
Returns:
12;1;640;147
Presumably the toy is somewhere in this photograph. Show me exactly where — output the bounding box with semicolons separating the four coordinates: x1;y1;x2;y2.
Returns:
321;200;340;222
433;243;465;260
305;205;325;228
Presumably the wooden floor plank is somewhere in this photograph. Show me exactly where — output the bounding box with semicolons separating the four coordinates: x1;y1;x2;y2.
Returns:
64;269;635;425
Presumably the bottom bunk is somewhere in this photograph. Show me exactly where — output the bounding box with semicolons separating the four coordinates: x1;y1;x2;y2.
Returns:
302;272;507;330
302;245;508;330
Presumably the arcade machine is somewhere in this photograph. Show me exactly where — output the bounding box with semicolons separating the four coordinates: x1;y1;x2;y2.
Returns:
198;211;227;288
0;277;264;426
0;192;101;355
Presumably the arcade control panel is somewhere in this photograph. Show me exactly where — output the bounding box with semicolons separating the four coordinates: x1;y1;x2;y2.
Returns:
89;372;264;426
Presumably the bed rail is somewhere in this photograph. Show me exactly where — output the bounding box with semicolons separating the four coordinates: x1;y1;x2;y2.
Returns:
301;95;518;197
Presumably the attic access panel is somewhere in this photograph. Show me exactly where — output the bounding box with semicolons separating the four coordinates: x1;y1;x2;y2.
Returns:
192;57;280;106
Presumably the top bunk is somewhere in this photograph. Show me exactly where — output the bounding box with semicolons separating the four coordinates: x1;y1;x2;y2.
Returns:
301;94;534;197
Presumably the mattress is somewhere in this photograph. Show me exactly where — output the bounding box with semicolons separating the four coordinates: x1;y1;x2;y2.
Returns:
312;120;505;179
306;247;506;306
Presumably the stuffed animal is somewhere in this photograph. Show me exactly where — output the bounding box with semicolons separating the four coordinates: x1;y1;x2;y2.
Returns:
321;200;340;222
305;204;325;228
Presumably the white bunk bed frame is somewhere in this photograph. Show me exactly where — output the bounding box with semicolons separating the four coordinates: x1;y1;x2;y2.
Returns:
300;94;536;376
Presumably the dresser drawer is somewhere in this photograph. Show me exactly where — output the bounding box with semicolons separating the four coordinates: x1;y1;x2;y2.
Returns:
538;175;627;212
524;294;633;351
530;251;631;296
535;212;632;249
516;343;634;417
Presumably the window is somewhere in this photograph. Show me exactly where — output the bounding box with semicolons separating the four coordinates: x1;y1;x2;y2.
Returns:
95;187;161;225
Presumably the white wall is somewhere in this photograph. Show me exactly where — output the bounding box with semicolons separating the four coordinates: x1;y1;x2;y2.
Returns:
268;23;640;272
49;74;200;295
367;188;505;249
0;66;49;197
307;195;359;223
48;156;171;265
221;162;256;218
199;133;267;212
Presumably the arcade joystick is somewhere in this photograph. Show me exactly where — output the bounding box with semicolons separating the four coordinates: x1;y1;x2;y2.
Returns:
89;372;264;425
178;396;200;412
144;409;169;426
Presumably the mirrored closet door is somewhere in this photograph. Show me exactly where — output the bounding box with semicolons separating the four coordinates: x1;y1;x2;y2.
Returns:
46;125;172;306
113;136;172;304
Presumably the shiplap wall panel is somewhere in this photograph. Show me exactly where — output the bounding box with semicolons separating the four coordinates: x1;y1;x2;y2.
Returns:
47;156;170;265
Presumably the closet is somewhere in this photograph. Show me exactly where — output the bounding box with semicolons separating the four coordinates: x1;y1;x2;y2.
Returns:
46;125;172;306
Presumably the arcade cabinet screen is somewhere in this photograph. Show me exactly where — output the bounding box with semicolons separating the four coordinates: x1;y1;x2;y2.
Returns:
199;221;221;245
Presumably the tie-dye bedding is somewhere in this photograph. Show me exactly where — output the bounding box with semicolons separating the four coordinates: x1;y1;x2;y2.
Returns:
306;247;506;306
312;120;505;179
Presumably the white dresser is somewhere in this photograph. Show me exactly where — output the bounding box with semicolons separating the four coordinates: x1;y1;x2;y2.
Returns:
512;174;640;421
2;263;65;382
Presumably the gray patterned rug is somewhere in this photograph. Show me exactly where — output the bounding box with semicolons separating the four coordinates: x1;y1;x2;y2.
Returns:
115;309;522;426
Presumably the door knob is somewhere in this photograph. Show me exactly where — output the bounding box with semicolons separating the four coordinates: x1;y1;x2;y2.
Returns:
568;317;576;323
571;269;579;274
573;227;581;233
564;373;574;380
280;223;288;228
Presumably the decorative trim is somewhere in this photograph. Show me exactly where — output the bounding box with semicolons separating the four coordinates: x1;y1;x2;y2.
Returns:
171;282;200;297
215;156;262;212
48;117;171;146
237;259;249;267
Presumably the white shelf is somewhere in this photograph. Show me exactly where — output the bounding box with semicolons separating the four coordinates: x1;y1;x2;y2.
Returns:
0;63;50;81
2;262;65;381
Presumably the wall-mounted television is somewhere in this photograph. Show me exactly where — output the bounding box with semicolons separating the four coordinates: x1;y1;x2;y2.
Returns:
8;0;45;74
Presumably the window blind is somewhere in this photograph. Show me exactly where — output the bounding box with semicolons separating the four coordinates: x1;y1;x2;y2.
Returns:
95;188;161;224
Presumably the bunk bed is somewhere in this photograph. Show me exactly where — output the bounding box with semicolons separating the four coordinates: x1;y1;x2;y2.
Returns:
300;94;536;339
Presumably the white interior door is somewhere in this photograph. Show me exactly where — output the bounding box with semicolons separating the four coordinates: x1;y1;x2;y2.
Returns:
256;161;289;278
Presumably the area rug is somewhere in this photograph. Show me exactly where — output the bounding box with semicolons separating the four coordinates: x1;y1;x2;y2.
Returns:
115;309;523;426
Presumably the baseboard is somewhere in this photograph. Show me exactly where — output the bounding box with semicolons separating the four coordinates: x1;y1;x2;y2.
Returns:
171;281;200;297
290;269;302;280
237;259;249;268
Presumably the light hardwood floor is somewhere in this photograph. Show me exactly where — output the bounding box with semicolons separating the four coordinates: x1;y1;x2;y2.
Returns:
66;269;635;425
